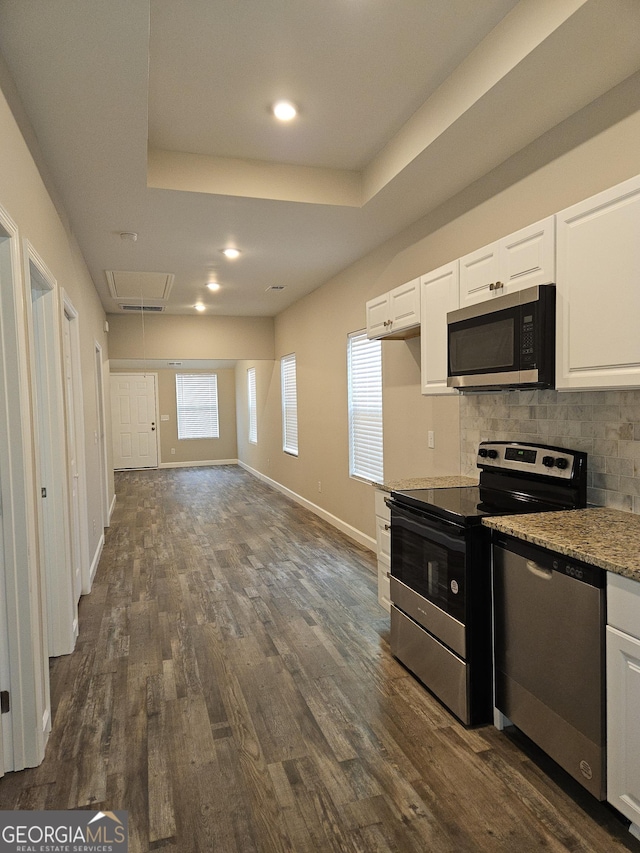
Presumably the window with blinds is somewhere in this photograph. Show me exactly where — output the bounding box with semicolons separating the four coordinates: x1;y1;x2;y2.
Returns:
347;331;383;482
281;353;298;456
176;373;219;440
247;367;257;444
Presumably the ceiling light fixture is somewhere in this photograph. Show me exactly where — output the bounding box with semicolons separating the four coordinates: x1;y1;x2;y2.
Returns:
206;281;221;291
119;231;138;242
272;100;297;121
194;303;206;312
221;248;240;259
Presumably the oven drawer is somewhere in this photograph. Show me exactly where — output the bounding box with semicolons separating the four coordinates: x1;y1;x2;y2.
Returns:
390;576;465;658
390;605;470;725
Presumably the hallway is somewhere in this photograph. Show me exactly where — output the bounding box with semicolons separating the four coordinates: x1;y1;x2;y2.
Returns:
0;466;636;852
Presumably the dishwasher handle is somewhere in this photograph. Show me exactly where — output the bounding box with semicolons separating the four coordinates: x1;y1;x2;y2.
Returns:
493;533;604;589
526;560;553;580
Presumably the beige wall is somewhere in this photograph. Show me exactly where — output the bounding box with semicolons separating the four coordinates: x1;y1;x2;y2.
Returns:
107;313;275;361
112;367;238;466
235;360;279;472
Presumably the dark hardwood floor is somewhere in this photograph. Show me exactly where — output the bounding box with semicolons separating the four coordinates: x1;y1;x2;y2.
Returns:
1;465;638;852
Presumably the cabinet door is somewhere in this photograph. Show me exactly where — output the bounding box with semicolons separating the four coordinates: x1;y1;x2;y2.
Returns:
556;175;640;390
375;514;390;565
366;292;391;339
607;625;640;826
378;561;391;612
389;278;420;333
500;216;555;290
459;241;500;307
420;262;459;395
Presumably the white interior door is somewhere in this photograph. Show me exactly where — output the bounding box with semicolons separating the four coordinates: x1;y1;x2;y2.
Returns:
110;373;159;469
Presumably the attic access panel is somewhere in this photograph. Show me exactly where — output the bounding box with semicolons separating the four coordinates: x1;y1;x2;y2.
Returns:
105;270;174;301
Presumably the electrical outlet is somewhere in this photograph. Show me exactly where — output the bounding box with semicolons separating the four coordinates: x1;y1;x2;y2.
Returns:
318;481;322;493
171;448;176;455
428;430;435;449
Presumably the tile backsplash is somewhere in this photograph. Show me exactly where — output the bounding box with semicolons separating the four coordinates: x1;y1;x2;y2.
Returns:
460;389;640;513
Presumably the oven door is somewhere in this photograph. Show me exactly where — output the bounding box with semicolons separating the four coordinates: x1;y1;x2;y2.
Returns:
389;501;467;657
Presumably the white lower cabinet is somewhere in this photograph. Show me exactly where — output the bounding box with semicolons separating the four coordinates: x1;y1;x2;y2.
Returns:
607;572;640;834
374;489;391;612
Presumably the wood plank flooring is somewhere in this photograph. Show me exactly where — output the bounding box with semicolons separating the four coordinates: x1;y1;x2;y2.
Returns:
1;465;638;852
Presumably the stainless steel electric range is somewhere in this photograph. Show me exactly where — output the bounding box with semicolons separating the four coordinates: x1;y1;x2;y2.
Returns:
386;440;587;726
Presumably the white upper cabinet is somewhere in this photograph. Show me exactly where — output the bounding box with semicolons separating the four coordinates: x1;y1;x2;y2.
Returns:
459;242;500;307
556;174;640;390
459;217;555;307
366;278;420;340
420;261;459;396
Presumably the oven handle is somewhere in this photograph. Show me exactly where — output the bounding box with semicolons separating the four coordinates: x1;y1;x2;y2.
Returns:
389;501;466;553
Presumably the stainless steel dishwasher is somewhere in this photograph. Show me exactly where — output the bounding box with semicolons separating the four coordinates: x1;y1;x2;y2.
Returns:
493;534;606;800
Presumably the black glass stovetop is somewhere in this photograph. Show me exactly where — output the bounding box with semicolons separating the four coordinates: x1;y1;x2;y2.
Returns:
391;485;557;525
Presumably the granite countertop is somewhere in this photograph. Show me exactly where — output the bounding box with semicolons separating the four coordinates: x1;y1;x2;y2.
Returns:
483;507;640;582
374;475;478;493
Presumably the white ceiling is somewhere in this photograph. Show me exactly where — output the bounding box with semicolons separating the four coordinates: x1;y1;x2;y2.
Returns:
0;0;639;317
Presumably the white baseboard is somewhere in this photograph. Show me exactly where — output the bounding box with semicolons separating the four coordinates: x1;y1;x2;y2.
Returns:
159;458;238;469
238;461;376;553
89;532;105;585
108;492;116;523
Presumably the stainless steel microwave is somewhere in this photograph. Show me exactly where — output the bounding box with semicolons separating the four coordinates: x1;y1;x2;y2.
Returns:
447;284;555;391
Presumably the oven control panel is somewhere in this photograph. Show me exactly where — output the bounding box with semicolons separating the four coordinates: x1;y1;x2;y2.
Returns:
477;441;577;479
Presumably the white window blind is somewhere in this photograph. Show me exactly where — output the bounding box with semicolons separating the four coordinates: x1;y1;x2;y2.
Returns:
247;367;257;444
176;373;219;439
348;331;383;482
281;353;298;456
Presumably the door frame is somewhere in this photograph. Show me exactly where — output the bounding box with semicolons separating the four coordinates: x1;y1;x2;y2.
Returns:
24;241;77;658
94;341;110;529
62;292;91;596
0;207;49;772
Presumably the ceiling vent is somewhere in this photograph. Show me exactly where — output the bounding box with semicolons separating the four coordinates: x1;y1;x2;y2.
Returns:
266;285;286;292
118;303;165;313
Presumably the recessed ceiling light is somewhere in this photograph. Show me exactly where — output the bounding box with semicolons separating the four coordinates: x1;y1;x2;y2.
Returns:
207;281;221;291
272;100;297;122
221;247;241;259
194;303;206;312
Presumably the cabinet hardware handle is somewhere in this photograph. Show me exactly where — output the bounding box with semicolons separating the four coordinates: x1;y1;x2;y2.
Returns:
489;280;504;291
384;523;390;531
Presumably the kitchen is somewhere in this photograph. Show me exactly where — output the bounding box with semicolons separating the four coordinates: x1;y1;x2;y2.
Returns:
1;1;640;850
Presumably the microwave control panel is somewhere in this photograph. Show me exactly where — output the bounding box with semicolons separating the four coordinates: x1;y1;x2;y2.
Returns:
519;303;537;367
